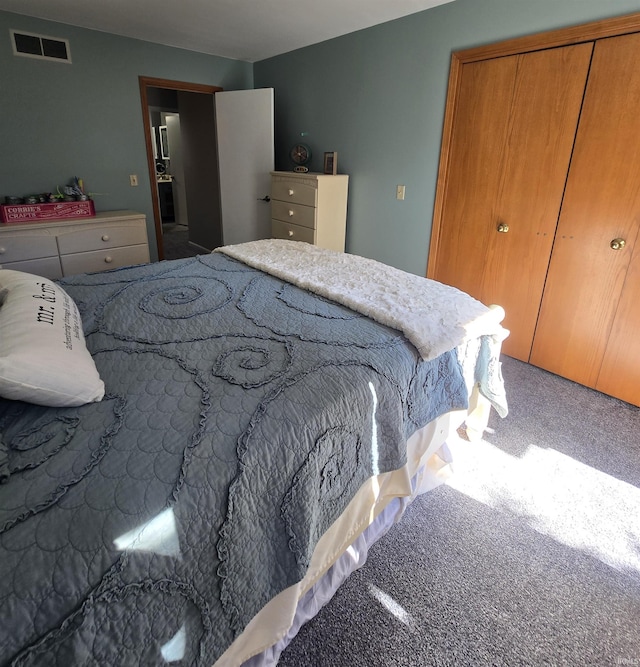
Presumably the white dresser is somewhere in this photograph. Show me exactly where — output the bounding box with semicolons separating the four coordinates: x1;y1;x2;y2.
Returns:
0;210;149;279
270;172;349;252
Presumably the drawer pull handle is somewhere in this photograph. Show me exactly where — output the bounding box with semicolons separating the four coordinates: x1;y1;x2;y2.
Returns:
288;230;294;237
0;247;5;255
104;256;113;264
288;189;294;197
288;210;294;217
102;235;110;242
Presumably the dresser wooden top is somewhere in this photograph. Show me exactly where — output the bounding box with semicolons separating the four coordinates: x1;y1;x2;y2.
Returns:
0;210;145;234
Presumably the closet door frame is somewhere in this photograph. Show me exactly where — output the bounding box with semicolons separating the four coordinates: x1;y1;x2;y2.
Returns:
427;10;640;278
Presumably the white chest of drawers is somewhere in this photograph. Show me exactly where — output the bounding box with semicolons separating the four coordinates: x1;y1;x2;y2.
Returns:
270;172;349;252
0;210;149;279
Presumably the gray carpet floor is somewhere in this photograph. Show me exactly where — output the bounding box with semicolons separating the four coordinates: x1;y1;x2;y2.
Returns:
278;356;640;666
162;222;202;260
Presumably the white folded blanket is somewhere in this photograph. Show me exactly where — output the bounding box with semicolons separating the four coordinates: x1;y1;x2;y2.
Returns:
215;240;508;362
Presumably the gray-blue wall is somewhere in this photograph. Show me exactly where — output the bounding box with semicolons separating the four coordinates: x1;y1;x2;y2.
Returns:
0;11;253;259
4;2;640;272
255;0;640;275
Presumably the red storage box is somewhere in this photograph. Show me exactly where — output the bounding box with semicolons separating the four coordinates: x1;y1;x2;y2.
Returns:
0;200;95;223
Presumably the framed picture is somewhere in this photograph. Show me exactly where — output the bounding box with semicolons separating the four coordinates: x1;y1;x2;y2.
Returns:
323;151;338;175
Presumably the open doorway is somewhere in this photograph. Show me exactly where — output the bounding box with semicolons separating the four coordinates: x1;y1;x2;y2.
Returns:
151;104;191;259
139;77;222;261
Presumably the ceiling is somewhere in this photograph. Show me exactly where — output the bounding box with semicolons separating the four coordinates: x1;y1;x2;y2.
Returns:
0;0;454;62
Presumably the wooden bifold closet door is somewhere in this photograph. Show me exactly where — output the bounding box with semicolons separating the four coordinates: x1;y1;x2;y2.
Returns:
429;13;640;407
428;43;592;361
530;31;640;406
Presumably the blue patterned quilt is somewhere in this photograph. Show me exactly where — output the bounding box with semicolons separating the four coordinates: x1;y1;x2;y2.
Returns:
0;253;494;665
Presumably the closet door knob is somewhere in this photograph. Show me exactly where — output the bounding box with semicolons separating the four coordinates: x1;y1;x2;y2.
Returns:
496;222;509;233
610;238;626;250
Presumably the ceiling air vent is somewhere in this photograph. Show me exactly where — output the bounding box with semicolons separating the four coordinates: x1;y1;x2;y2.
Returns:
11;29;71;63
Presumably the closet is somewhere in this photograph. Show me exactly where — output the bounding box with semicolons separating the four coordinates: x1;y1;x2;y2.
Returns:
428;13;640;407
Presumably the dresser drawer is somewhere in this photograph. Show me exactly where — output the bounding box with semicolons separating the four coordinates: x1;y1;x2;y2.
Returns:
0;234;58;263
0;256;62;280
271;200;316;230
270;172;348;252
57;224;148;255
271;180;317;207
271;219;315;244
61;244;150;275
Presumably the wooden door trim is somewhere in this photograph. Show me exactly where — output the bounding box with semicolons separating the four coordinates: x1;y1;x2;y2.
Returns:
427;10;640;279
426;52;464;279
138;76;223;260
455;12;640;64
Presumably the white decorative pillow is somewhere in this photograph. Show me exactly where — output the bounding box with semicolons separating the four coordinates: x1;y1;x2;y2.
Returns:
0;270;105;407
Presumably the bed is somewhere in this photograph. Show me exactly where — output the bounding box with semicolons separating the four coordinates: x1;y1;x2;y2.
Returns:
0;240;508;666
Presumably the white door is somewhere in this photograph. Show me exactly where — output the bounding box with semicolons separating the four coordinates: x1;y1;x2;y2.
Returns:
215;88;274;246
